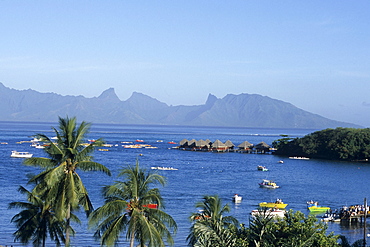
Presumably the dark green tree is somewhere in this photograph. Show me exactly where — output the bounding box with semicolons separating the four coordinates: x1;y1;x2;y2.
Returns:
274;128;370;161
247;209;277;247
187;195;239;247
24;116;111;246
273;210;339;246
89;159;177;247
9;186;66;247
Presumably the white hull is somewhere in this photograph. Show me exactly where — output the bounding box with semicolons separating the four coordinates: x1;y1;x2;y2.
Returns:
11;151;33;158
251;209;285;218
233;194;242;203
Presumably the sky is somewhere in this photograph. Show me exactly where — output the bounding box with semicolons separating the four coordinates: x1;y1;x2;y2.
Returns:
1;1;370;127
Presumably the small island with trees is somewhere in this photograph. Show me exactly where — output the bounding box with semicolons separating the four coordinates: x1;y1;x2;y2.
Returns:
273;127;370;162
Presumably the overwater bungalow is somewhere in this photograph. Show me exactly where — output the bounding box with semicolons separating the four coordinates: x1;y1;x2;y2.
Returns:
224;140;235;151
211;139;228;152
187;139;197;150
195;139;210;151
255;141;271;153
237;141;253;153
179;139;188;146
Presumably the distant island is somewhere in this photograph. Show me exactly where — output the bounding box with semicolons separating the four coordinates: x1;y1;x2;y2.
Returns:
272;127;370;161
0;82;360;129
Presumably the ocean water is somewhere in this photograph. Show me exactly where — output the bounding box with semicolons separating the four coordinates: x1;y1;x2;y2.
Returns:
0;121;369;246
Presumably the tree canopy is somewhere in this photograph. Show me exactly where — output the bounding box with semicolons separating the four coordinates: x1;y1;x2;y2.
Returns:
273;128;370;161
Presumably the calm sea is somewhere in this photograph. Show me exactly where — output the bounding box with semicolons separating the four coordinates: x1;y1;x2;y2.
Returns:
0;121;369;246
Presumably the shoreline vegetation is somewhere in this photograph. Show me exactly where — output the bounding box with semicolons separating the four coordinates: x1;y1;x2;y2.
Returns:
273;127;370;162
7;118;369;246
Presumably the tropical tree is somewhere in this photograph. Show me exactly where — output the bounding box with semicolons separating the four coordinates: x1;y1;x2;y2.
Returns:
273;210;339;246
9;186;66;247
24;116;111;246
245;209;339;247
88;159;177;247
187;195;239;247
247;208;277;247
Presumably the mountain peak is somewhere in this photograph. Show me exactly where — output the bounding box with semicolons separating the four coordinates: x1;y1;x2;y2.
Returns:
205;93;218;106
98;88;121;102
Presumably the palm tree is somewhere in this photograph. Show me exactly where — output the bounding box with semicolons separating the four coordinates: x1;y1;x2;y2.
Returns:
24;116;111;246
187;195;239;247
9;186;66;247
88;159;177;247
247;208;277;247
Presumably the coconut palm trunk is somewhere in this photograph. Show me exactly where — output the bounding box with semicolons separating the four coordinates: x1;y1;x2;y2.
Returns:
130;227;135;247
65;203;71;247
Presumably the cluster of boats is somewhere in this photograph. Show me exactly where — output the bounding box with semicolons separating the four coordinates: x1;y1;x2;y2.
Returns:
248;199;333;219
235;171;332;219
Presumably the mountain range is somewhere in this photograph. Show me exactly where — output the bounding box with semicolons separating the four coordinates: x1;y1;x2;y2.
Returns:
0;82;360;129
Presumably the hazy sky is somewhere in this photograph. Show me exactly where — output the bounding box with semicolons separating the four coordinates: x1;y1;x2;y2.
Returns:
1;1;369;127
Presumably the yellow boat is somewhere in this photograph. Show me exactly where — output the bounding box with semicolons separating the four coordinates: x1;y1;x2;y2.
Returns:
308;206;330;212
259;200;288;209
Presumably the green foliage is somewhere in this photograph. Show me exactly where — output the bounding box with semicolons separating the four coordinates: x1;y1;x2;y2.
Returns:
274;128;370;161
9;186;66;247
21;116;111;247
187;195;240;247
88;159;177;247
273;210;339;246
237;209;339;247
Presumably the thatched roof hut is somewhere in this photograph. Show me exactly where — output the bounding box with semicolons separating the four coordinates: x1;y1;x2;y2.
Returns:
179;139;189;146
237;141;253;149
212;139;226;148
195;139;209;148
188;139;197;147
255;141;271;153
224;140;235;148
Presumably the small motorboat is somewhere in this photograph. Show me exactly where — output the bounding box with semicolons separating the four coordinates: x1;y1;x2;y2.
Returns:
233;194;242;203
259;199;288;209
10;151;33;158
289;156;310;160
257;165;268;171
308;206;330;213
151;166;178;171
278;160;284;163
251;208;285;218
259;179;279;189
321;213;341;222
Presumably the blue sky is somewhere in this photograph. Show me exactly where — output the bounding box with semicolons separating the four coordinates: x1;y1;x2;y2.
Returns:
1;1;369;126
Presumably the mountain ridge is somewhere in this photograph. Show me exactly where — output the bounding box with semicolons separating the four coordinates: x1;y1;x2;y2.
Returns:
0;82;360;129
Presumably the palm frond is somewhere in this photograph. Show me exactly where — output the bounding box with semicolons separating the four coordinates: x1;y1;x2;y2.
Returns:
77;161;111;175
24;157;57;169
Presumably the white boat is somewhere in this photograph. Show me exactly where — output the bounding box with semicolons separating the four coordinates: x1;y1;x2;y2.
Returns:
251;208;285;218
233;194;242;203
35;144;45;149
259;179;279;189
289;156;310;160
151;166;178;171
10;151;33;158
